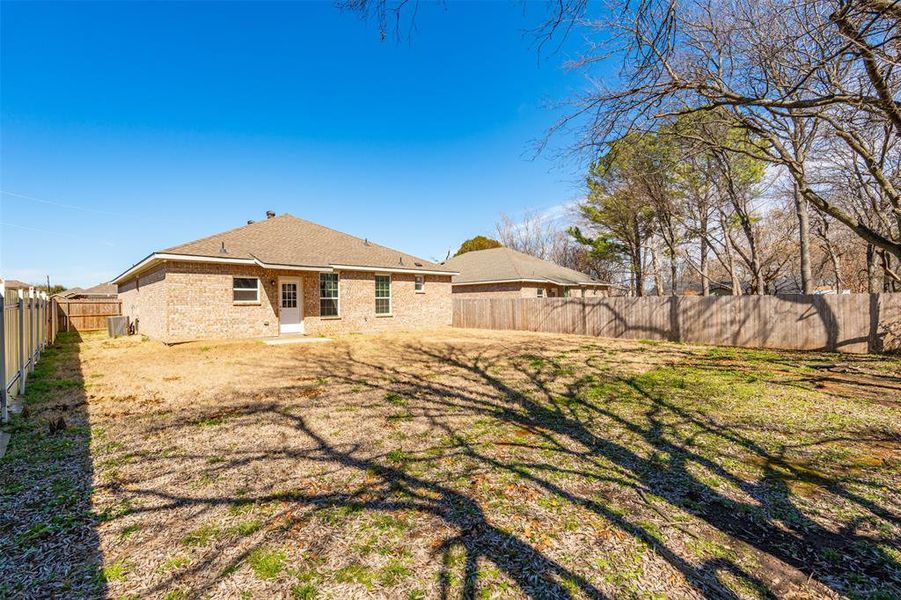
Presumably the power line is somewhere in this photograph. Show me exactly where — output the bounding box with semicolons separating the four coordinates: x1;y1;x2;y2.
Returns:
0;221;114;246
0;189;132;217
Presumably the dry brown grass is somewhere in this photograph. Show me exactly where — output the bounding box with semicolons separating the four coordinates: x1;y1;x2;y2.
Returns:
2;329;899;599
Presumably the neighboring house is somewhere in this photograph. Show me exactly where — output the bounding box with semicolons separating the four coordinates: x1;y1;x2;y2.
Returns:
443;247;612;299
2;279;36;298
113;213;456;342
672;280;734;296
56;283;118;300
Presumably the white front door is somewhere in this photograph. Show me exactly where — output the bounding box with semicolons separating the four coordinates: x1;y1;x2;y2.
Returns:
278;277;304;334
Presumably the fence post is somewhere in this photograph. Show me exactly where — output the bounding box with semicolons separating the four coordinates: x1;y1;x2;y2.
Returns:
40;293;46;351
17;289;25;395
42;293;48;349
51;297;58;343
0;281;7;424
41;293;47;349
27;288;35;374
36;293;42;356
37;293;43;353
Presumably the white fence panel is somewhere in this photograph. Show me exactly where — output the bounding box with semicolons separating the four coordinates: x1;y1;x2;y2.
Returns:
0;281;57;423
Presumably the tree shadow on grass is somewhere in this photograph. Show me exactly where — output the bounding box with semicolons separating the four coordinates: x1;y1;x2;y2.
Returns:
0;332;106;598
290;340;900;598
93;334;900;599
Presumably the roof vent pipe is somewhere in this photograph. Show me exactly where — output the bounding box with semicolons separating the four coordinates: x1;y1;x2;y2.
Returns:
364;238;370;246
219;241;228;255
266;210;276;219
247;219;255;225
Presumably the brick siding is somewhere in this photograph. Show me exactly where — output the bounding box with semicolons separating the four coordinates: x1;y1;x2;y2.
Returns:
118;265;167;339
119;261;452;342
451;282;527;299
452;282;610;299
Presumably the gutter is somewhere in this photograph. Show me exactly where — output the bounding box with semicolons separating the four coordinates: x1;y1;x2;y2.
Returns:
113;253;457;284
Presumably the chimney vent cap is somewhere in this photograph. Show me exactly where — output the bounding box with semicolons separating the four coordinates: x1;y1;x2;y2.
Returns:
266;210;276;219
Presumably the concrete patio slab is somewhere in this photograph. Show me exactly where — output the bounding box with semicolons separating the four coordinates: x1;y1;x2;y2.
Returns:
262;336;333;346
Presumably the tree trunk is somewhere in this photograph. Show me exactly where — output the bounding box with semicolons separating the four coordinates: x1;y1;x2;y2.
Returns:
793;184;813;293
699;214;710;296
670;254;678;296
737;217;764;295
884;252;901;292
867;244;879;293
632;248;644;297
723;235;742;295
631;218;644;297
830;250;842;293
650;240;664;296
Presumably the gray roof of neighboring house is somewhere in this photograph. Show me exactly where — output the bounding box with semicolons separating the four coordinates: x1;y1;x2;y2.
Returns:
115;214;453;283
59;283;118;298
443;247;609;286
55;287;84;297
2;279;35;290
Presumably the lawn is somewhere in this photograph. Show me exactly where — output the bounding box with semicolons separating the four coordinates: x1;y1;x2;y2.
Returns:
1;328;899;599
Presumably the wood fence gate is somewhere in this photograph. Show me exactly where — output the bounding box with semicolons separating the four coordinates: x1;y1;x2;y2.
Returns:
55;299;122;332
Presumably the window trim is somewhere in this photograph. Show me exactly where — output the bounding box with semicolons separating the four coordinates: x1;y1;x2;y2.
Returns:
375;273;392;316
319;272;340;318
537;287;544;298
232;277;260;304
414;275;425;293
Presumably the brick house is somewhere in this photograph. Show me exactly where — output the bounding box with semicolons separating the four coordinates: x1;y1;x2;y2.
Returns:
442;247;612;299
114;213;456;342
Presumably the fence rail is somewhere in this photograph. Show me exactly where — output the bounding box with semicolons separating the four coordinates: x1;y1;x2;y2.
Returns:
453;293;901;354
1;283;58;422
56;299;121;332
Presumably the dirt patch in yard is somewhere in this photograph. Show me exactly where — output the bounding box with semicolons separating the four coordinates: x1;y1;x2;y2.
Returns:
2;329;899;599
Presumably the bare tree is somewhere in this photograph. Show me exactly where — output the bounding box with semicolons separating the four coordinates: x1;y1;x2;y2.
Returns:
340;0;901;291
496;210;560;260
543;0;901;261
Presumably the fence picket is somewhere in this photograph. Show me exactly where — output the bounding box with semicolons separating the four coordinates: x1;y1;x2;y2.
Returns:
0;285;59;422
452;294;901;354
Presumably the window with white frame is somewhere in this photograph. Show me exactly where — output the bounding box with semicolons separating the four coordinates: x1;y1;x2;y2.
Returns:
414;275;425;292
320;273;339;317
375;275;391;315
233;277;259;303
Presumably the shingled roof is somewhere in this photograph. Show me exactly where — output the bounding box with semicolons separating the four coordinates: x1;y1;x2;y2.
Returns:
2;279;35;290
114;214;454;283
443;247;608;287
58;283;118;298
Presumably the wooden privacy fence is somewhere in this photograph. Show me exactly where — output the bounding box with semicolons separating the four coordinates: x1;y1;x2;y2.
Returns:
56;299;121;332
453;293;901;354
1;285;57;423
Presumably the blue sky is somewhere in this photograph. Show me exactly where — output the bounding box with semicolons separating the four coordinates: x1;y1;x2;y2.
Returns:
1;1;604;287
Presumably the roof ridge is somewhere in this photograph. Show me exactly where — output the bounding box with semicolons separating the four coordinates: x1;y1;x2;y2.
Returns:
161;214;289;253
505;247;529;280
154;213;449;272
278;214;436;266
443;245;609;285
503;247;594;280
